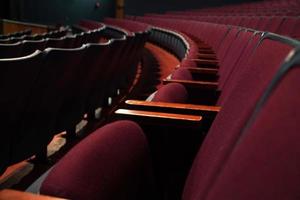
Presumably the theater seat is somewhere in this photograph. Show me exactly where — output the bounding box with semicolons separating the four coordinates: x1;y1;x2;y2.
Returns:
0;50;44;174
152;82;188;103
200;55;300;200
40;53;300;200
40;120;155;200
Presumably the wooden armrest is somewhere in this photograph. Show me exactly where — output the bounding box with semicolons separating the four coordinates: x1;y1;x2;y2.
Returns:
163;79;218;90
191;58;219;66
125;100;221;119
198;53;217;58
198;49;215;54
114;109;202;129
187;67;219;81
187;67;218;75
163;79;220;105
0;189;66;200
197;44;212;49
197;54;218;61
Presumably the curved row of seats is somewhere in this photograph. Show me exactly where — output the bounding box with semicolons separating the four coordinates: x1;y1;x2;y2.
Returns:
0;28;68;44
0;24;149;175
0;29;31;40
3;0;300;198
41;48;300;199
167;0;300;16
142;15;300;40
37;37;300;200
13;12;300;200
0;28;106;58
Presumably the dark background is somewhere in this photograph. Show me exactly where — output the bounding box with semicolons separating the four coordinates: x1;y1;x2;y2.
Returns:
0;0;262;25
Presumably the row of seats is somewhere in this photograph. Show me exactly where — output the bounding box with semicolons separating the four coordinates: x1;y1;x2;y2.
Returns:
124;0;300;40
0;29;31;40
166;0;300;15
100;9;300;199
3;2;300;198
36;28;300;199
104;18;150;33
130;15;300;40
0;27;105;58
0;25;149;175
102;18;202;70
17;14;300;200
40;48;300;199
0;28;67;44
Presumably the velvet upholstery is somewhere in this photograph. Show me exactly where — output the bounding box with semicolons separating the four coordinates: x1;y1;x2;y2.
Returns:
41;120;155;200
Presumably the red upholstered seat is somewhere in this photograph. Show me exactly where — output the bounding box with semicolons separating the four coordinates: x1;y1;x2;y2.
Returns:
41;120;155;200
205;65;300;200
152;82;188;103
182;34;297;200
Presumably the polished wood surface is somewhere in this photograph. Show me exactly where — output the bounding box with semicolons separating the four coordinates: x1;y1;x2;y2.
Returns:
124;100;220;121
116;0;125;19
187;67;219;75
0;189;66;200
2;19;49;35
125;100;221;112
115;109;202;121
114;109;202;128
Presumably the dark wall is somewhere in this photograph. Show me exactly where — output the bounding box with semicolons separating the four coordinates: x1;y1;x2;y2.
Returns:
8;0;115;25
125;0;262;16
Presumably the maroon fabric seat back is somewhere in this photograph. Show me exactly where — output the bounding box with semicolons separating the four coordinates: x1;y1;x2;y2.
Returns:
277;17;298;37
290;17;300;40
171;67;193;81
217;32;262;106
182;35;296;200
21;39;47;56
206;64;300;200
256;17;271;31
152;82;188;103
264;16;284;33
0;51;44;173
218;30;254;90
0;42;23;58
215;27;240;64
41;120;154;200
11;46;86;164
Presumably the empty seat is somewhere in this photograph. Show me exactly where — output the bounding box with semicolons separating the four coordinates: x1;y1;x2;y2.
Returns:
152;82;188;103
21;39;47;56
202;51;300;200
9;46;86;164
182;33;298;200
39;49;300;200
40;120;155;200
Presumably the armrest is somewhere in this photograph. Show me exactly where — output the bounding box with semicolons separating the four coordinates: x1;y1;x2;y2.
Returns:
114;109;202;129
125;100;221;119
197;44;212;49
187;67;219;81
163;79;218;90
197;53;218;61
187;67;218;75
163;79;220;105
0;189;65;200
198;49;215;54
198;53;217;59
190;58;219;67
